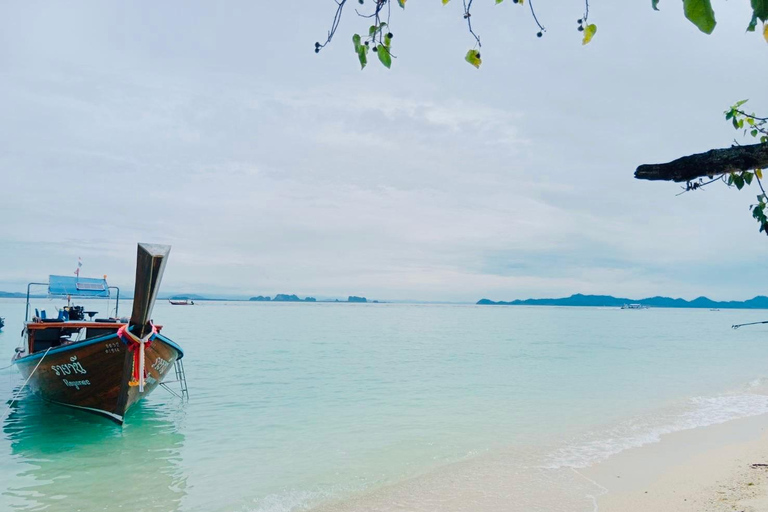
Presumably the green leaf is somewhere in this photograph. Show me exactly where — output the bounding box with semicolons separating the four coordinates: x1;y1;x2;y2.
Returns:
377;45;392;68
683;0;717;34
652;0;660;10
397;0;406;8
442;0;450;4
358;45;368;70
582;24;597;45
753;0;768;22
369;25;377;37
384;34;392;46
745;172;754;185
733;117;740;129
734;173;745;189
726;110;734;120
353;33;362;52
496;0;504;3
735;99;749;108
748;12;759;31
753;129;760;137
465;49;482;68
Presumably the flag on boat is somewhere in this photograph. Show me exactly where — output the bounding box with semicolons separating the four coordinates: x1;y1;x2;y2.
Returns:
75;257;82;276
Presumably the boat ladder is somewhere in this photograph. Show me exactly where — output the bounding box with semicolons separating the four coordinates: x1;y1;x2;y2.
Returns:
160;358;189;400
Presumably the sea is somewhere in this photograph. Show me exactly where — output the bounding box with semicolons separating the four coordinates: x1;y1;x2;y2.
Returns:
3;297;768;511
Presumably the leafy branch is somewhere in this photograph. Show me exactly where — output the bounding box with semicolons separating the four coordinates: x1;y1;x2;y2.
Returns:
318;0;768;70
722;100;768;234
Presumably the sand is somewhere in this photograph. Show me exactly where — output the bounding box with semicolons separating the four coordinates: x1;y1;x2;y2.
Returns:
584;413;768;512
309;413;768;512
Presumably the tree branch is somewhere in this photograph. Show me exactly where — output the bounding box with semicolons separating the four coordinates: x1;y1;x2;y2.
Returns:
635;143;768;182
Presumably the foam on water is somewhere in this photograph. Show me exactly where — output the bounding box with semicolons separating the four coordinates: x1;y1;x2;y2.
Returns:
546;389;768;469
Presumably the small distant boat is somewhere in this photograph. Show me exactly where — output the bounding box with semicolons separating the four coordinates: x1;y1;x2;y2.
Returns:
169;299;194;306
710;308;720;311
0;317;4;330
12;243;188;424
621;303;649;310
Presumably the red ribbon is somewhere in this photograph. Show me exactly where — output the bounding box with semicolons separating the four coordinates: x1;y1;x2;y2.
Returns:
117;324;158;382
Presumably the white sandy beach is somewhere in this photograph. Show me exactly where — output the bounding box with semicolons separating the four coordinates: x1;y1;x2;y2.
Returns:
586;412;768;512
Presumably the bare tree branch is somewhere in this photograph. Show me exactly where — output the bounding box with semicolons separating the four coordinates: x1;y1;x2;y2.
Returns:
635;143;768;182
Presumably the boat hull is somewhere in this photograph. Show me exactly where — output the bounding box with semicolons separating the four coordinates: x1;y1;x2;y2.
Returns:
14;332;183;424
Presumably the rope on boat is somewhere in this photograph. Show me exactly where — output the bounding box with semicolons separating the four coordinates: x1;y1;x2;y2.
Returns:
0;346;52;422
117;324;158;393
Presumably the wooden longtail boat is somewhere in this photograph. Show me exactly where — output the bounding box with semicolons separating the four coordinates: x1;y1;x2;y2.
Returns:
169;299;194;305
12;243;186;424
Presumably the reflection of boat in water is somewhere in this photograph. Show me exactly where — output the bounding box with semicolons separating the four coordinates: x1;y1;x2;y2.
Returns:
11;243;187;424
2;394;186;511
621;303;649;310
169;299;195;305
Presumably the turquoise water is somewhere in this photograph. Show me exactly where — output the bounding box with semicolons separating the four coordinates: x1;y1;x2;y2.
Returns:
3;298;768;511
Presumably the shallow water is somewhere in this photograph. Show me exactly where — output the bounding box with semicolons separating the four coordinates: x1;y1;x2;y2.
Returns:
2;298;768;511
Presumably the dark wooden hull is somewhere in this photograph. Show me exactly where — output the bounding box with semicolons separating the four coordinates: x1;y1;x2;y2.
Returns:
14;332;183;424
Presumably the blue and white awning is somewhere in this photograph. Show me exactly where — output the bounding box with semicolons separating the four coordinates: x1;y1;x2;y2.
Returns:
48;275;110;298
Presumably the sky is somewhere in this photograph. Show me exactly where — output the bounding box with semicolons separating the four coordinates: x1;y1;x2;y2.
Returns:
1;1;767;302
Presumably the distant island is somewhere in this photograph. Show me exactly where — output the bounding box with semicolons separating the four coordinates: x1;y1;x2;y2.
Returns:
249;294;372;303
477;293;768;309
250;294;316;302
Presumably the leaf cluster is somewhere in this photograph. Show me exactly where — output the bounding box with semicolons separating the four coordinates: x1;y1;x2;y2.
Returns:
720;100;768;234
318;0;768;70
725;100;768;143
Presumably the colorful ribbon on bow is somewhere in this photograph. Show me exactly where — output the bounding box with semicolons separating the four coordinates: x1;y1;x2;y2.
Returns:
117;323;158;393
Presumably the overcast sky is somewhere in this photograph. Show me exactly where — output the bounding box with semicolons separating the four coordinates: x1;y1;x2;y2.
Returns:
1;1;767;302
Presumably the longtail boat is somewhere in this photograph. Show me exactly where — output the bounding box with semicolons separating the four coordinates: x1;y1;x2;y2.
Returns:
12;243;187;424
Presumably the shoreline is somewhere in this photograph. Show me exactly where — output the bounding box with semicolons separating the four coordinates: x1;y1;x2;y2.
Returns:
584;411;768;511
306;410;768;512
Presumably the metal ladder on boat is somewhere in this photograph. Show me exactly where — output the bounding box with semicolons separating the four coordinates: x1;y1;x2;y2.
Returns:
160;358;189;400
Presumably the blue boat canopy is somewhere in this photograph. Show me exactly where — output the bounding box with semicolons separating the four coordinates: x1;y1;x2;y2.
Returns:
48;275;110;298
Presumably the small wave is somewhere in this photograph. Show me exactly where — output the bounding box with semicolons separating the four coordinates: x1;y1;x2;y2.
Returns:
546;392;768;469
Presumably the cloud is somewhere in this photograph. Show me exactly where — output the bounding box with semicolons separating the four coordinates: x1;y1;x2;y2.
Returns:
0;2;766;301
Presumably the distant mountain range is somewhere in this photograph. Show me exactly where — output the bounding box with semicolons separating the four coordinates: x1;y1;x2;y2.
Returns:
0;291;31;298
477;293;768;309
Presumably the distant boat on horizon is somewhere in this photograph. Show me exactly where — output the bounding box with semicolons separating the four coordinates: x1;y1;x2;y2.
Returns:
621;303;649;310
169;299;195;306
